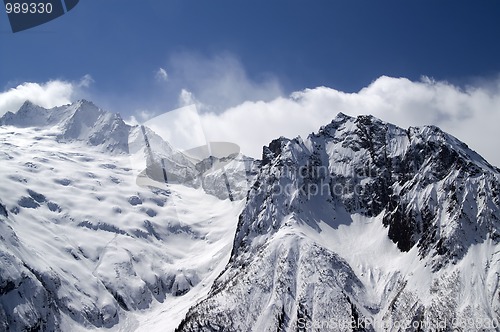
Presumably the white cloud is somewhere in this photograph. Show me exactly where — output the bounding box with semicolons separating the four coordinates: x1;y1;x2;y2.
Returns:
178;89;195;107
125;115;139;126
137;109;156;122
0;75;93;117
78;74;94;88
0;80;74;116
155;67;168;82
178;88;205;110
167;52;283;112
182;75;500;167
3;74;499;167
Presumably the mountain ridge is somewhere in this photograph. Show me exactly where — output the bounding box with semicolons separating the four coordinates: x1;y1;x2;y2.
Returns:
177;109;500;331
0;100;499;331
0;100;131;153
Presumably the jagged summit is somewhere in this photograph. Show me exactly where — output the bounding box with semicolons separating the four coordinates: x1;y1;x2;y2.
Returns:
313;112;498;174
178;111;500;331
1;99;111;124
0;100;131;153
18;99;40;110
259;112;500;256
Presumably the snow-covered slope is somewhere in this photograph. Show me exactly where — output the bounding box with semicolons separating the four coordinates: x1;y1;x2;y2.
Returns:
0;102;257;331
177;113;500;331
1;100;131;153
1;102;499;331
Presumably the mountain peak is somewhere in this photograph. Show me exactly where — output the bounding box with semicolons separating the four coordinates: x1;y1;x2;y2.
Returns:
68;99;104;115
0;100;49;127
177;110;500;331
19;99;40;109
332;111;354;121
75;98;95;106
250;112;499;260
1;100;131;153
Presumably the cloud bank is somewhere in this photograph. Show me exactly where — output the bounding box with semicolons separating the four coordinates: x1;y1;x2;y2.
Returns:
192;75;500;167
1;74;499;167
0;76;92;117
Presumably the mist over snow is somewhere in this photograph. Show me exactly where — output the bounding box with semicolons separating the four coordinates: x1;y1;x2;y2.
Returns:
189;75;500;167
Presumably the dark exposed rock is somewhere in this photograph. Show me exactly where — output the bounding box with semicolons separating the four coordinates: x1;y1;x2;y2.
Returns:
0;201;7;218
176;113;500;331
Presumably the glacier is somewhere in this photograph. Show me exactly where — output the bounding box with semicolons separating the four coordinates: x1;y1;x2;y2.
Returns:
0;101;499;331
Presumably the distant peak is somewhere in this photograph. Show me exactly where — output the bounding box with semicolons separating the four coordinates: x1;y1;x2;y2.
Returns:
21;100;35;107
69;100;105;119
332;112;354;122
355;114;385;124
73;99;99;109
315;112;355;137
18;100;44;111
75;99;94;105
420;124;443;133
328;113;389;128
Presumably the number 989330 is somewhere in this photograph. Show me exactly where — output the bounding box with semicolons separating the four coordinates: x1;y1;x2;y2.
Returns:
6;2;53;14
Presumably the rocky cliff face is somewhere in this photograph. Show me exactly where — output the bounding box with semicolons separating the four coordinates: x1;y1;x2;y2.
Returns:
177;113;500;331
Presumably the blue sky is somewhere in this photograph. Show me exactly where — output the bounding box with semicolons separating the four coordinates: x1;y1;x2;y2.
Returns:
1;0;500;165
2;1;500;107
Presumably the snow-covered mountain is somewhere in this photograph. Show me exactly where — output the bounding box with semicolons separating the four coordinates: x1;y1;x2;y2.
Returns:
0;101;257;331
1;102;499;331
1;100;130;153
177;114;500;331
